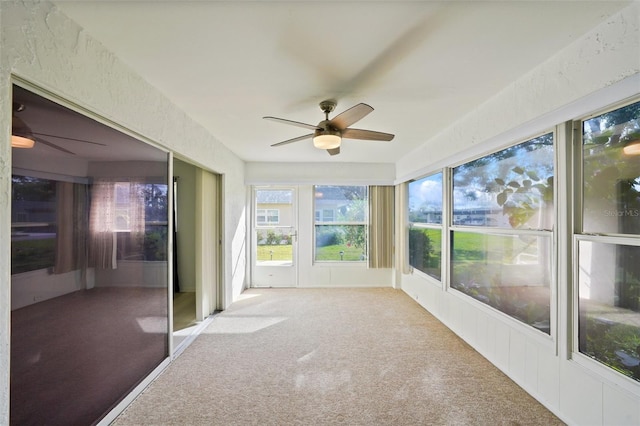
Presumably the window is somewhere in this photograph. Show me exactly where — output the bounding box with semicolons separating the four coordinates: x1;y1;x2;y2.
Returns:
140;183;168;261
577;100;640;382
408;172;443;280
257;209;280;225
11;176;57;274
451;133;554;334
314;185;368;262
90;180;168;265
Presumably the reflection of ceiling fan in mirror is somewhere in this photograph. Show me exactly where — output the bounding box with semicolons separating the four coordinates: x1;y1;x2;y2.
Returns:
11;102;106;155
264;100;394;156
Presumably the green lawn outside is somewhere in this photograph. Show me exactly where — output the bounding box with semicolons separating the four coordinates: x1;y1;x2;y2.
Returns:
451;231;539;261
257;243;365;262
316;244;365;261
257;244;292;261
12;238;56;274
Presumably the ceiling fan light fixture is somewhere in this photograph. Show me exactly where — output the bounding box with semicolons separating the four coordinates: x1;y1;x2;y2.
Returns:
623;139;640;156
11;115;35;149
313;129;341;150
11;135;35;149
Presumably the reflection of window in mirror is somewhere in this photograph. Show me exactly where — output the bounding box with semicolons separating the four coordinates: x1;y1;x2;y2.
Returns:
11;175;57;275
582;100;640;235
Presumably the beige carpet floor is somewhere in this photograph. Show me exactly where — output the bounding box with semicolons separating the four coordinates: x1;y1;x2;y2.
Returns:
114;288;564;426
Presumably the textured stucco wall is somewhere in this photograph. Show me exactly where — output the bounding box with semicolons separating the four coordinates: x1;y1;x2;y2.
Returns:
0;2;247;422
396;2;640;181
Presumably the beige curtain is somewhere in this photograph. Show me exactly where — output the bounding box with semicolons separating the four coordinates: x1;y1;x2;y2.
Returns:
54;182;87;274
89;179;146;269
368;185;394;268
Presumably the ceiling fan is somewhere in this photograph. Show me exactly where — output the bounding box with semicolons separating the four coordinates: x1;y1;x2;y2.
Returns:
12;102;106;155
264;100;394;156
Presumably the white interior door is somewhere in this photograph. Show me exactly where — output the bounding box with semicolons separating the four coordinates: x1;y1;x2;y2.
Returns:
251;186;298;287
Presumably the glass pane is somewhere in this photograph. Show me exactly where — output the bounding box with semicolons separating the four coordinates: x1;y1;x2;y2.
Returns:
315;185;367;223
453;133;554;230
255;189;294;266
451;231;551;334
583;100;640;235
409;173;443;224
315;225;367;261
142;184;169;262
578;240;640;382
11;85;169;426
11;176;57;274
255;227;293;265
408;227;442;280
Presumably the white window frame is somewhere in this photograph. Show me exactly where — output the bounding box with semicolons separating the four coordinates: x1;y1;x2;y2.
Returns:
448;130;557;340
407;171;445;284
570;97;640;394
313;185;368;263
256;208;280;225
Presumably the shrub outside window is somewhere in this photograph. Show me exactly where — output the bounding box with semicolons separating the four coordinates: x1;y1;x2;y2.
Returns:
577;100;640;382
450;133;554;334
408;173;443;280
314;185;367;262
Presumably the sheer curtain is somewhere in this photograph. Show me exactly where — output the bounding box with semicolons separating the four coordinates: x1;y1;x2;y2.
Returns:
89;178;146;269
368;185;394;268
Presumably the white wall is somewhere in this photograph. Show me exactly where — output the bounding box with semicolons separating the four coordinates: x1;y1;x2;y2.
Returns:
94;261;167;289
0;2;247;423
396;4;640;425
246;162;395;185
88;160;167;179
11;269;87;310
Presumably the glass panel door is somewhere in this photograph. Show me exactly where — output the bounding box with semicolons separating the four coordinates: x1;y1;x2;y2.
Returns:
252;187;297;287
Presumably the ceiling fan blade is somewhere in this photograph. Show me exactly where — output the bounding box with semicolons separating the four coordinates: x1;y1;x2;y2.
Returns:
326;147;340;156
35;137;76;155
342;128;395;141
329;103;373;130
33;132;107;146
330;7;445;98
263;116;320;131
270;133;314;147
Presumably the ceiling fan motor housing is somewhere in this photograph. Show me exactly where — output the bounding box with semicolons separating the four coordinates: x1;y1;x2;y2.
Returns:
319;100;337;114
316;120;340;135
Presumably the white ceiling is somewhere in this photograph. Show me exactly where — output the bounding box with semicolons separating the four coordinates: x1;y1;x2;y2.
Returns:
51;0;632;164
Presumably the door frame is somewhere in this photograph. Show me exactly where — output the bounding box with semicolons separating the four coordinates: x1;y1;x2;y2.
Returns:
250;185;299;288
